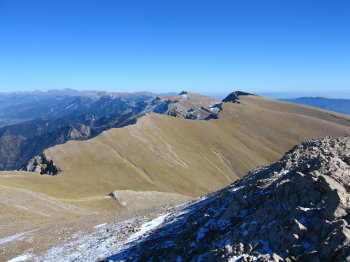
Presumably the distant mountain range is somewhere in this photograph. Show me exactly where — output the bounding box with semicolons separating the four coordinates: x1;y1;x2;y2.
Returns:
0;89;156;127
0;90;220;170
280;97;350;115
0;89;349;174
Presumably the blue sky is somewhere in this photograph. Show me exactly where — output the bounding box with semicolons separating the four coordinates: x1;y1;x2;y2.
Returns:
0;0;349;97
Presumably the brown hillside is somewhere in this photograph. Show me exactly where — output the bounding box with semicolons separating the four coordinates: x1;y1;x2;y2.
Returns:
1;94;349;210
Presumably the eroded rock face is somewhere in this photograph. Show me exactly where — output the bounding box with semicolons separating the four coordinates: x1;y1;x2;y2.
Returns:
24;154;61;175
105;136;350;262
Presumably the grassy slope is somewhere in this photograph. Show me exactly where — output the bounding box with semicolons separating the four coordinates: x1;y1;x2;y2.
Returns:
0;95;349;210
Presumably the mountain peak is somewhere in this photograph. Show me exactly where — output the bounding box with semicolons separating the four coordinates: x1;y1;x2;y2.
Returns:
222;91;254;103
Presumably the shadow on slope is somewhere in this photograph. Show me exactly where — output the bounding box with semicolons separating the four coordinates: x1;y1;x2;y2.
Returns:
102;136;350;262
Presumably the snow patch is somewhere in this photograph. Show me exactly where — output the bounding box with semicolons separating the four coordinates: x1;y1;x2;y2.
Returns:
36;219;135;262
297;206;320;212
229;186;245;193
0;231;32;245
6;254;32;262
229;253;270;262
128;213;169;242
274;170;289;176
94;223;107;229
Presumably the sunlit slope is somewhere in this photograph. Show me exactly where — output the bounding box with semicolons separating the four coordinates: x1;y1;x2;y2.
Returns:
1;94;347;200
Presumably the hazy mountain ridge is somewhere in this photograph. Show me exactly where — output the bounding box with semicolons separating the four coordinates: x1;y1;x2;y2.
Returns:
1;90;349;173
0;90;151;170
100;135;350;262
281;97;350;115
0;89;156;127
0;90;219;171
0;105;152;171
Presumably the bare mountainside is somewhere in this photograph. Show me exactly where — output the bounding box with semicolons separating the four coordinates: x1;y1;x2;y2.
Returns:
0;91;219;170
38;94;350;196
1;93;349;211
100;135;350;262
2;136;349;261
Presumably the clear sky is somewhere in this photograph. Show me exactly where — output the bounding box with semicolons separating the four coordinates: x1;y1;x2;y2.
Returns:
0;0;349;96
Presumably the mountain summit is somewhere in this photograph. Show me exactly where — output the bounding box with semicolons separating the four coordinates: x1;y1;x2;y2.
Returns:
222;91;253;103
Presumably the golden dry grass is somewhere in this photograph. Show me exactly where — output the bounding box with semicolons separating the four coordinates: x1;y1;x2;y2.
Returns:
0;95;349;217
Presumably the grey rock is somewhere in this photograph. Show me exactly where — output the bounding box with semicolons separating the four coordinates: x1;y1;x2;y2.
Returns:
100;136;350;262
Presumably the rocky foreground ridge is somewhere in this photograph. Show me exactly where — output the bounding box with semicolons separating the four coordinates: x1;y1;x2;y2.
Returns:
102;136;350;262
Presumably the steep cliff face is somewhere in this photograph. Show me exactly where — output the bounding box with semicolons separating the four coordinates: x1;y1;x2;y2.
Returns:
103;136;350;262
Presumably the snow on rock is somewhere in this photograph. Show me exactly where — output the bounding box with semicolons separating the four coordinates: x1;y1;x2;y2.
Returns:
35;219;137;262
99;135;350;262
0;229;37;245
94;223;107;229
0;232;27;245
6;254;32;262
127;213;170;242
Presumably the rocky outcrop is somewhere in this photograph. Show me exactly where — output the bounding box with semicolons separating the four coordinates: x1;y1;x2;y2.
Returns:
24;154;61;175
222;91;253;103
104;136;350;262
151;91;221;120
